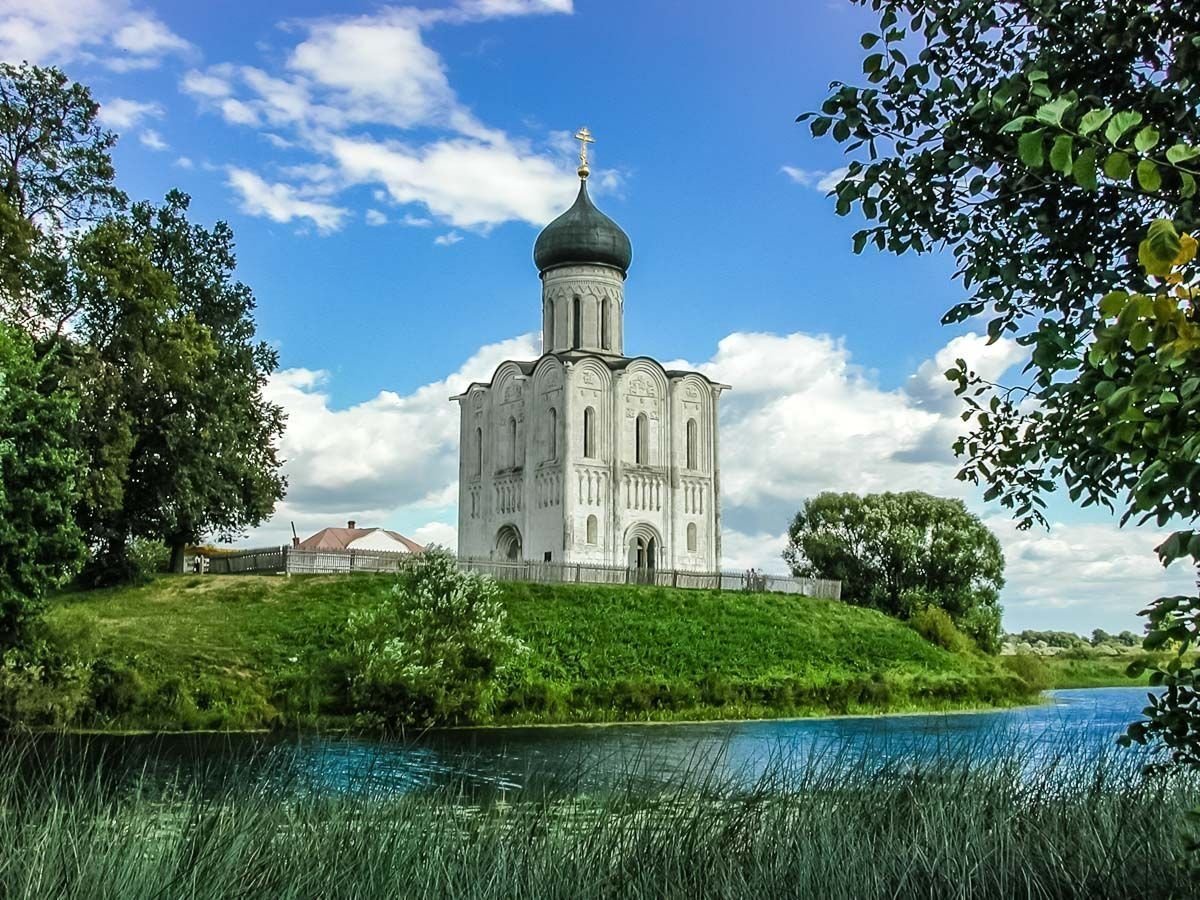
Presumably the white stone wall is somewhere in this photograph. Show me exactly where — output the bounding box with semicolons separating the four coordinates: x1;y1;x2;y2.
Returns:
456;353;724;571
542;264;625;355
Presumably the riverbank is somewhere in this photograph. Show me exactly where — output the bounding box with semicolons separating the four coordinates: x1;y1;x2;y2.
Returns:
36;574;1040;732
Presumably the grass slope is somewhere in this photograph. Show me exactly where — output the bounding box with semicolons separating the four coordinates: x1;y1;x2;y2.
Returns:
46;574;1033;731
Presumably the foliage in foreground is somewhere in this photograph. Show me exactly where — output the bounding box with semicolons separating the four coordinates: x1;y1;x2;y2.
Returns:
801;1;1200;765
0;739;1194;899
0;322;84;649
28;574;1034;731
784;491;1005;651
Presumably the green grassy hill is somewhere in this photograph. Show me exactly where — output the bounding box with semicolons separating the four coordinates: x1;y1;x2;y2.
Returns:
44;575;1036;731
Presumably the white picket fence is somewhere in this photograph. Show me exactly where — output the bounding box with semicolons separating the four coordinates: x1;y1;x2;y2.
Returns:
202;546;842;599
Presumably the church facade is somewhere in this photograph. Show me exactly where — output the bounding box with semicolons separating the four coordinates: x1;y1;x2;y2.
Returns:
452;132;728;572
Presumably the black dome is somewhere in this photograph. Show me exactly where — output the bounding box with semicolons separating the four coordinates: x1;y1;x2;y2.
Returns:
534;178;632;274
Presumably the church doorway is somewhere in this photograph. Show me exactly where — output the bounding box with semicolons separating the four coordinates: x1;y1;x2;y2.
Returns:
626;525;660;583
496;525;523;561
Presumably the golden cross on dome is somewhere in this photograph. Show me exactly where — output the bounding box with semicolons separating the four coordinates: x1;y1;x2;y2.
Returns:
574;125;595;177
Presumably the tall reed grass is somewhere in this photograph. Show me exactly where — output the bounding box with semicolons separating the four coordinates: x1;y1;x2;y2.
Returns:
0;736;1194;899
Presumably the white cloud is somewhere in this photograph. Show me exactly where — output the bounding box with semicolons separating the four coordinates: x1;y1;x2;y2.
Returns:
183;3;585;234
174;156;194;169
989;517;1195;631
0;0;191;70
241;326;1190;631
97;97;162;129
434;231;463;246
365;209;388;226
329;134;573;228
226;167;348;233
781;165;850;193
138;128;167;151
243;334;539;546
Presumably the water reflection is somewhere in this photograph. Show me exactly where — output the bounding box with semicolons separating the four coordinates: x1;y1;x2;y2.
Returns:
14;687;1159;800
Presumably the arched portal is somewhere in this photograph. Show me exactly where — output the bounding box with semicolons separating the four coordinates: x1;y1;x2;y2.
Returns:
625;523;663;583
496;524;523;561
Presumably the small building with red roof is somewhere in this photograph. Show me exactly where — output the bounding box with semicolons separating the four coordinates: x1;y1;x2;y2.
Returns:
296;520;424;555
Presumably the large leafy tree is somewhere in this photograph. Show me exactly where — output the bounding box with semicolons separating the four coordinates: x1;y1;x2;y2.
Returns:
0;63;122;340
800;1;1200;759
0;321;84;646
74;194;287;579
784;491;1005;650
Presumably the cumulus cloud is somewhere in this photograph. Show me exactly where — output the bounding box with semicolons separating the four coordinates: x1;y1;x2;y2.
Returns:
182;2;587;234
240;325;1186;630
138;128;167;151
243;334;539;548
97;97;162;129
781;165;850;193
364;209;388;226
434;231;463;246
0;0;191;70
226;168;348;233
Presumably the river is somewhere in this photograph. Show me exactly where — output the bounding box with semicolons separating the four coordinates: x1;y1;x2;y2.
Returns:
16;687;1161;799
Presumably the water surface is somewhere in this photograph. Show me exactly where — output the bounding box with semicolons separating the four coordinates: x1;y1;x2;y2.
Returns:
19;688;1158;798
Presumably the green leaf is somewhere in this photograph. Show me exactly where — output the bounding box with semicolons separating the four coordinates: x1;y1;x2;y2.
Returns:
1134;126;1161;153
860;33;880;49
1166;144;1200;164
1071;148;1098;190
1000;116;1035;134
1103;151;1131;181
1018;131;1045;169
1099;291;1128;317
1049;134;1074;173
1036;97;1074;127
864;53;884;74
1027;69;1048;82
1079;108;1113;135
1182;172;1197;199
1140;219;1181;276
1105;110;1144;145
1137;159;1163;192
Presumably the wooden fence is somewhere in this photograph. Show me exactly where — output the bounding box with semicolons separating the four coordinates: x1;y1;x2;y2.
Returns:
201;546;841;600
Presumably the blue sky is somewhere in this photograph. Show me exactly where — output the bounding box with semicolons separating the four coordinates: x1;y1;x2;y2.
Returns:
4;0;1192;631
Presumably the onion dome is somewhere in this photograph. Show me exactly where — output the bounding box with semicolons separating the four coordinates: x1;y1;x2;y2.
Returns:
533;176;632;275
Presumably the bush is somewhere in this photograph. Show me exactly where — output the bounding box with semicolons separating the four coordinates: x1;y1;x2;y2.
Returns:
908;606;973;654
127;539;169;581
345;549;526;726
1001;654;1052;692
0;646;92;728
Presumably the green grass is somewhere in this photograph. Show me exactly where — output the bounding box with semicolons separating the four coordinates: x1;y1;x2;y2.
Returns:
43;574;1036;731
0;737;1195;899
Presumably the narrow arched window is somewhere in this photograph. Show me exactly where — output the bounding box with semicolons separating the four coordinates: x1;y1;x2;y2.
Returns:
508;416;518;468
686;418;698;470
545;299;555;350
586;514;598;544
572;296;582;349
687;522;697;552
601;297;611;350
583;406;596;458
635;413;648;465
474;426;483;476
548;407;557;460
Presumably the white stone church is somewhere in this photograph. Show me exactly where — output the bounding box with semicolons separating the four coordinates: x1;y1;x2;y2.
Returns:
453;131;728;573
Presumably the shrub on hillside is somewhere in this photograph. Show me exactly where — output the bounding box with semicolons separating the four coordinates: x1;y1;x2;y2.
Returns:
908;606;973;654
1001;654;1052;692
345;549;526;726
